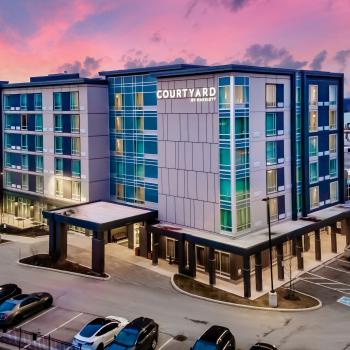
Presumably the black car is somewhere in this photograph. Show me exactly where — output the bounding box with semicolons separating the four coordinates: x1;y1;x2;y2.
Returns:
105;317;158;350
250;343;278;350
0;284;22;304
191;325;236;350
0;293;53;328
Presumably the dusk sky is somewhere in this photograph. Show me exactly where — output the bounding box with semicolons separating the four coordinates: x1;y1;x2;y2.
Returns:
1;0;350;95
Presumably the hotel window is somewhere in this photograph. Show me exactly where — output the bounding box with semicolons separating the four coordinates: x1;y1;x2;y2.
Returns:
116;138;123;155
53;92;62;110
309;136;318;158
329;110;337;130
235;148;249;170
71;137;80;156
309;162;318;184
55;178;63;197
220;148;230;166
54;115;63;132
136;116;144;132
219;85;230;109
220;178;231;202
219;118;230;136
55;158;63;175
55;136;63;154
71;115;80;133
5;115;11;129
235;117;249;139
36;156;43;173
329;158;337;179
35;136;43;152
72;159;81;178
309;111;318;132
20;94;27;110
135;92;144;108
234;85;248;105
266;169;277;194
36;176;44;194
35;114;43;132
266;141;277;165
70;91;79;110
220;209;232;231
310;186;319;209
330;181;338;203
115;117;122;132
236;178;250;201
309;85;318;108
22;174;28;190
237;206;250;231
136;163;144;178
3;95;10;110
329;134;337;154
136;140;144;154
135;186;145;204
34;93;42;110
21;114;28;130
269;197;278;222
265;84;276;108
116;184;124;200
72;181;81;201
215;251;230;277
329;85;337;106
266;112;276;136
115;93;122;110
22;155;28;170
21;135;28;150
296;140;301;158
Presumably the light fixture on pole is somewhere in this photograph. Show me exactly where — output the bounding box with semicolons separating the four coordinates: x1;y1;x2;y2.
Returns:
262;196;278;307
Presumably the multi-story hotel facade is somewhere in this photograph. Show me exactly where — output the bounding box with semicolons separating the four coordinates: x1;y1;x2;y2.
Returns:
2;64;349;297
0;74;109;222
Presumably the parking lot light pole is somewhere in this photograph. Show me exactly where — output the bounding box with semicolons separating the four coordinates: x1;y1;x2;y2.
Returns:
262;196;278;307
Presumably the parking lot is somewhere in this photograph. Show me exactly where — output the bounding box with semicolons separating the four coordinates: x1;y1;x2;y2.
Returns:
4;306;193;350
294;255;350;306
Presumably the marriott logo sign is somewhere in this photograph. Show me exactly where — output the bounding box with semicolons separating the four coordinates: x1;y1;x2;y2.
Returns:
157;87;217;102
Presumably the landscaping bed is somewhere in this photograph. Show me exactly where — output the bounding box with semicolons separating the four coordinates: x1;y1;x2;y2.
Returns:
1;225;48;237
20;254;108;278
174;274;319;309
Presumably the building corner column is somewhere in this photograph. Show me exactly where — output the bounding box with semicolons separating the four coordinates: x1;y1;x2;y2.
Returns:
243;254;251;298
276;243;284;280
208;247;216;286
255;252;262;292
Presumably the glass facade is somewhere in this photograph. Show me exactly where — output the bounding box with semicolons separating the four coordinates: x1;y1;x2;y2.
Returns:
108;74;158;205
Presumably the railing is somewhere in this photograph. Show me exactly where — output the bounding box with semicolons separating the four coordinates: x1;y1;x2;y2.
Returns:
0;328;78;350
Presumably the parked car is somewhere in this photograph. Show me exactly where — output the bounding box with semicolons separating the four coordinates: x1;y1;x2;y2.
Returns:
191;325;235;350
249;343;278;350
0;284;22;304
72;316;129;350
0;292;53;328
106;317;158;350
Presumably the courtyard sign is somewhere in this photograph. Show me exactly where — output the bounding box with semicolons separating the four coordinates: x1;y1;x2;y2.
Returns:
157;87;217;102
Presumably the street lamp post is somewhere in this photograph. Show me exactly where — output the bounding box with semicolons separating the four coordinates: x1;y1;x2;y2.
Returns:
262;196;278;307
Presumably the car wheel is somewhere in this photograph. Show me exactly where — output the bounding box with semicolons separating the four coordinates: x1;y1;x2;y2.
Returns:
45;299;53;308
13;315;22;325
97;343;104;350
150;338;157;349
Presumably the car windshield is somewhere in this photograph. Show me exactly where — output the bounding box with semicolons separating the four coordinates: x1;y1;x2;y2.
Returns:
193;340;217;350
114;328;139;346
80;319;106;337
0;301;17;312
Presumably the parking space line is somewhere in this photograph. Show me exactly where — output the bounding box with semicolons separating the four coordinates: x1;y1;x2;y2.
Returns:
325;265;350;275
298;278;350;296
16;306;58;328
304;271;350;287
336;258;350;265
158;337;175;350
44;312;83;336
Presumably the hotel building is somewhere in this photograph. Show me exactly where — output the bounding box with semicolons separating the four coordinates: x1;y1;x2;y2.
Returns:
2;64;349;297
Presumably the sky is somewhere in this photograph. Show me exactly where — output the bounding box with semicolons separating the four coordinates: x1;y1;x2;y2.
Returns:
0;0;350;95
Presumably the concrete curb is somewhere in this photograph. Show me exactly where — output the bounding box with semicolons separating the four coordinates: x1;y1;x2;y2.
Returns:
17;258;111;281
170;275;322;312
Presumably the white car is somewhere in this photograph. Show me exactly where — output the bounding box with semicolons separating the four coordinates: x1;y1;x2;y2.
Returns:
73;316;128;350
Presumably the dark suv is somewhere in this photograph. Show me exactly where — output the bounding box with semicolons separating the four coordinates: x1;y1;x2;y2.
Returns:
191;325;236;350
105;317;158;350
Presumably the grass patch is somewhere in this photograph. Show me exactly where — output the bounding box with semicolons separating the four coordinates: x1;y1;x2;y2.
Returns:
174;274;319;309
20;254;108;278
